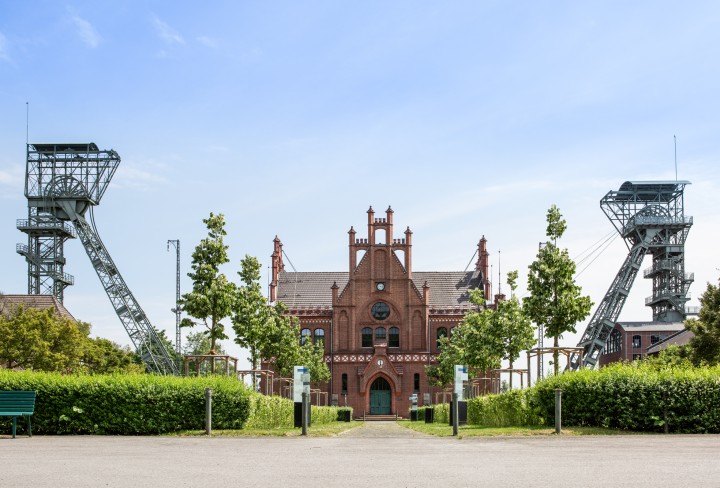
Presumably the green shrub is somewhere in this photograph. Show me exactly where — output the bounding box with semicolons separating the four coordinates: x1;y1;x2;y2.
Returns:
0;370;252;435
244;394;293;429
530;362;720;433
467;389;541;427
433;403;450;424
0;370;350;434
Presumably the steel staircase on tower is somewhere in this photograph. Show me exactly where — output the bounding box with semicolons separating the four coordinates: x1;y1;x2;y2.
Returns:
17;143;179;375
571;181;693;370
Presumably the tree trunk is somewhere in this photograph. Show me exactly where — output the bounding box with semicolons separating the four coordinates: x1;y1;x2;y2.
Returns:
553;335;559;376
509;359;514;390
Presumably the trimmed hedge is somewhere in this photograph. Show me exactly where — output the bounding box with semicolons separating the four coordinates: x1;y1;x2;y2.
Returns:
0;370;346;434
432;403;450;424
531;363;720;433
468;389;540;427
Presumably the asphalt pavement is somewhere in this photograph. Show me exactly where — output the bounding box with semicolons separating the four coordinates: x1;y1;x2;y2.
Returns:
2;423;719;488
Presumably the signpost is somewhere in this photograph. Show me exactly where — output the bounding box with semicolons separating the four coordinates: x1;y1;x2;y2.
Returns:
293;366;308;429
409;393;418;421
451;365;468;435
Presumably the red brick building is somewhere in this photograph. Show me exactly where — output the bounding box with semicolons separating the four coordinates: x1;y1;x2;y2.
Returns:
268;206;493;417
599;321;685;365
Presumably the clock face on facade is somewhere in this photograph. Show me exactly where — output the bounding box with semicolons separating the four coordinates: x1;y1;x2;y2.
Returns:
376;282;385;291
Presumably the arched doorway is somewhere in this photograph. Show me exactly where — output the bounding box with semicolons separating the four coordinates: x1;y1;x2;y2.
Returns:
369;377;392;415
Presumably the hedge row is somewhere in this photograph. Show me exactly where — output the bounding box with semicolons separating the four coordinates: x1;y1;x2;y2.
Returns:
468;389;540;427
0;370;346;435
531;363;720;433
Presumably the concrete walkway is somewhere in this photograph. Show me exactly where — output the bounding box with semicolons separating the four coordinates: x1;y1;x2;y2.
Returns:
338;420;431;438
2;433;720;487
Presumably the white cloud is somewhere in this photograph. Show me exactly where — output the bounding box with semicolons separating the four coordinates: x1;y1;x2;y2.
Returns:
112;163;168;191
152;15;184;45
196;36;218;49
70;14;102;48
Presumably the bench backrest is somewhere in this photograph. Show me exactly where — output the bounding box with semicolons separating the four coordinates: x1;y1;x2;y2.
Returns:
0;390;37;413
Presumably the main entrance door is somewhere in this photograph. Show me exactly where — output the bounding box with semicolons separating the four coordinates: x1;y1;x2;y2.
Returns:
369;377;392;415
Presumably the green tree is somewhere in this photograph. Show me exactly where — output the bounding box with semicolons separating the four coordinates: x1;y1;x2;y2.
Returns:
0;305;87;372
232;255;274;387
525;205;593;375
83;337;144;374
497;270;535;388
685;278;720;365
426;290;504;386
183;331;226;356
181;213;237;355
135;327;181;373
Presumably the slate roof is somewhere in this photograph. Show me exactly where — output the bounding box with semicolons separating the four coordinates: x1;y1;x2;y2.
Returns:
0;294;76;321
616;321;685;333
646;328;695;355
276;271;482;309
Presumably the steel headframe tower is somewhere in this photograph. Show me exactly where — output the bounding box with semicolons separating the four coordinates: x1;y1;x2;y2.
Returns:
17;143;179;375
571;181;693;369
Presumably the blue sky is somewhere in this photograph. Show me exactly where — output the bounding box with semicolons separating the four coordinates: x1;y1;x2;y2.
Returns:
1;1;719;369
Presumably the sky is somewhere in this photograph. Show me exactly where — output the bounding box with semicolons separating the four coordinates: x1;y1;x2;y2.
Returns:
1;1;719;373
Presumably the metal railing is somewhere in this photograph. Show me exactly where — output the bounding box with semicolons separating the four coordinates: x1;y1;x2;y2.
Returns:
16;218;77;238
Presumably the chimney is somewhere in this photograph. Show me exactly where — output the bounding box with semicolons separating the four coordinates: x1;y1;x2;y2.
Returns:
269;236;284;302
477;236;491;301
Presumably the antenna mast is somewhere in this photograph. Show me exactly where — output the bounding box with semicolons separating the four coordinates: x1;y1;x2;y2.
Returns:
168;239;181;356
674;135;678;181
498;250;502;296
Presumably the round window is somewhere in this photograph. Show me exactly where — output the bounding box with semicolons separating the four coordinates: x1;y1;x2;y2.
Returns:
371;302;390;321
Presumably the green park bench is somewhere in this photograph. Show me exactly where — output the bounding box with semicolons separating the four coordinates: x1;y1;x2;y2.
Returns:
0;390;36;439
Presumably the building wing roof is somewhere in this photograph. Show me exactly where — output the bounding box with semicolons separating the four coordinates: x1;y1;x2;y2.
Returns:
616;321;686;332
0;294;76;321
646;328;695;354
276;272;348;308
276;271;482;308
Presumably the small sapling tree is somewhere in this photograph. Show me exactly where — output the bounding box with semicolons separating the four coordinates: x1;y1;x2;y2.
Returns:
525;205;592;375
180;213;237;358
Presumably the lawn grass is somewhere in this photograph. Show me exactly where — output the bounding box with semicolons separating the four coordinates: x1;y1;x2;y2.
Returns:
399;420;648;437
168;421;360;437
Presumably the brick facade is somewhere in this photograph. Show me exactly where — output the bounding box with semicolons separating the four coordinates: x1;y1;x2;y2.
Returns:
599;321;685;366
265;206;494;418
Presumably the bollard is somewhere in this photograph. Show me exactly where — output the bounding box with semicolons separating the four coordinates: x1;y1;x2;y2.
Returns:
301;391;308;436
205;388;212;436
452;393;459;436
555;388;562;435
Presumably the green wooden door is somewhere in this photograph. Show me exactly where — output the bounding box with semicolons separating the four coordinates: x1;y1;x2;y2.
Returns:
369;377;392;415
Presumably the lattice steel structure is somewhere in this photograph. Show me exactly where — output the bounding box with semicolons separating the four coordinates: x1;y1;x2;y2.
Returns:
17;143;179;375
571;181;693;369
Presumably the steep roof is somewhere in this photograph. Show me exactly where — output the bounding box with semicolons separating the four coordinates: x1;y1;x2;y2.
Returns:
0;294;76;321
276;271;482;309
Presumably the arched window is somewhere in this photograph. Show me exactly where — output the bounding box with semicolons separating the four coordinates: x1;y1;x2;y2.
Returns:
300;328;311;346
449;326;456;338
436;327;448;349
375;327;386;342
605;329;622;355
389;327;400;348
361;327;373;347
341;373;348;394
314;328;325;346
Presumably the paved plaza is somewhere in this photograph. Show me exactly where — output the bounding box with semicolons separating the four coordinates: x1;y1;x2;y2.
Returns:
2;422;719;487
